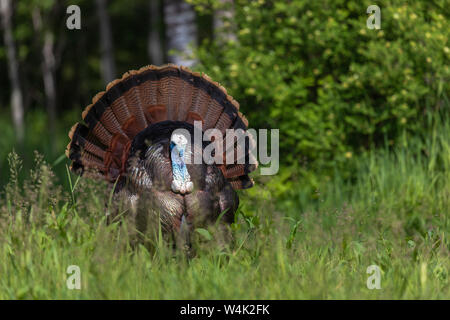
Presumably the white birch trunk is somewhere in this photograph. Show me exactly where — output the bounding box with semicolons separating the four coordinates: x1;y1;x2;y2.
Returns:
32;7;57;147
96;0;116;84
164;0;197;67
148;0;164;65
213;0;236;43
0;0;24;144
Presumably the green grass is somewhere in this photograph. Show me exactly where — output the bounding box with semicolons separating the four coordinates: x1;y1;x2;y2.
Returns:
0;117;448;299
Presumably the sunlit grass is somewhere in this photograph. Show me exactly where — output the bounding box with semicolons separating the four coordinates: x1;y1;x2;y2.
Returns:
0;115;448;299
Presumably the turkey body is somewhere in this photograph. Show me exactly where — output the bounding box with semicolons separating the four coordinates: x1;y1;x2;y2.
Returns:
123;121;238;246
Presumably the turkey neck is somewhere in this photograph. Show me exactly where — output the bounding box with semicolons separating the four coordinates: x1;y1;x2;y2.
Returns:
170;142;190;186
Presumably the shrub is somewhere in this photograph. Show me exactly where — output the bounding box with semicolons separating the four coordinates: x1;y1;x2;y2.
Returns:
193;0;449;181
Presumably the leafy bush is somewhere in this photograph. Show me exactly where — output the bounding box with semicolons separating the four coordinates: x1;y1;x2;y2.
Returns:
193;0;449;181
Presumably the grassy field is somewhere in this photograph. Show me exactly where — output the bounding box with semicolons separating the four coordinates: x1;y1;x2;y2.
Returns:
0;116;448;300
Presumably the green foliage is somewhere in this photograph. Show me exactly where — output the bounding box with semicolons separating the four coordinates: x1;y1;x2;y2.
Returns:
194;0;449;180
0;109;78;189
0;115;448;299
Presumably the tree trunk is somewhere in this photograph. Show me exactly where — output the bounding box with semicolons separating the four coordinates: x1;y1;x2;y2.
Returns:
95;0;116;84
32;7;57;152
148;0;164;65
0;0;24;144
164;0;197;67
213;0;236;43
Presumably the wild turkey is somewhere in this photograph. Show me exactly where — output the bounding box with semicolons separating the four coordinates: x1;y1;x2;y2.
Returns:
66;64;257;249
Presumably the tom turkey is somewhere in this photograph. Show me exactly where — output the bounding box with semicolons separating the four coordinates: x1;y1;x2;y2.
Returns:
66;64;257;249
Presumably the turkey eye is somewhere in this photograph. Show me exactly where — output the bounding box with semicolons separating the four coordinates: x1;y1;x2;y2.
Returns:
170;141;176;150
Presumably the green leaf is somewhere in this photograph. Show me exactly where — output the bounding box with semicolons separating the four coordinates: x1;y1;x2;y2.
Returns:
195;228;213;241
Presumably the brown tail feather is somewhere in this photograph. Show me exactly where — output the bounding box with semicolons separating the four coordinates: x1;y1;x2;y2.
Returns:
190;87;211;121
224;164;246;179
124;88;147;129
215;112;234;134
145;105;167;123
229;175;254;189
90;122;115;147
137;81;157;108
186;111;204;126
99;108;128;137
92;91;105;105
109;95;134;127
203;99;224;129
177;74;195;122
67;121;129;180
158;66;183;120
75;135;106;160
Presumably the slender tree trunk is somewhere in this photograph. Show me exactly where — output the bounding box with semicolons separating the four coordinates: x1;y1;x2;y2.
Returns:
213;0;236;43
95;0;116;84
32;7;57;152
164;0;197;67
0;0;24;144
148;0;164;65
